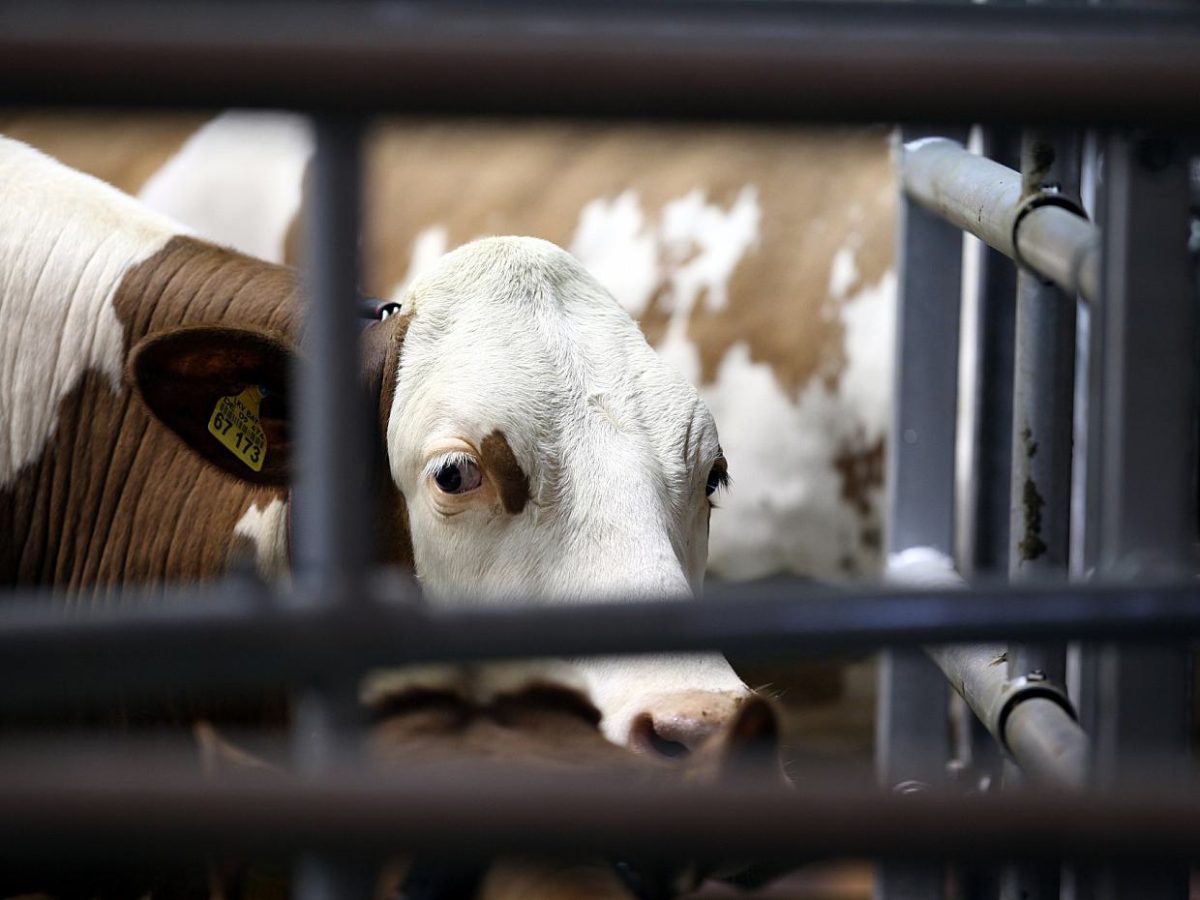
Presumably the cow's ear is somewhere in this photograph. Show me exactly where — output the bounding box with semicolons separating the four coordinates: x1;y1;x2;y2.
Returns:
128;325;294;487
717;695;781;781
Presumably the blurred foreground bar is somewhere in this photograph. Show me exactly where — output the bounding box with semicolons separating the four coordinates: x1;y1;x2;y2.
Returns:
1;2;1199;124
2;768;1200;864
1;580;1200;707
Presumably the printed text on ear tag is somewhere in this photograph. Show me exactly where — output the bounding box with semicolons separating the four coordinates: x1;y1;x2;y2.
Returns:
208;386;268;472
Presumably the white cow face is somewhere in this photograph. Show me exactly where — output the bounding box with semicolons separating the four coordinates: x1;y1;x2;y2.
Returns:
129;235;758;759
386;237;752;750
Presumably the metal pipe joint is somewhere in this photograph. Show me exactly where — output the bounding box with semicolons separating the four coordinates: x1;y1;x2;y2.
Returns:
994;671;1077;751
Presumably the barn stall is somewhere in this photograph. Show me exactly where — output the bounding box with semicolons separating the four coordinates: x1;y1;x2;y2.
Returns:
1;2;1199;899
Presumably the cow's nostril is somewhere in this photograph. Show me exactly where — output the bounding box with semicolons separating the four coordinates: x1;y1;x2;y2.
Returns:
630;714;692;760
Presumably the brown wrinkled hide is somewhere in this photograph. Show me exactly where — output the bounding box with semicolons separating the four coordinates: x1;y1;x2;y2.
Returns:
3;233;418;588
480;430;530;515
1;237;298;589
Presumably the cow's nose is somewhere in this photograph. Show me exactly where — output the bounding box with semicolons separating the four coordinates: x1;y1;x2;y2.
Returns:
628;690;746;759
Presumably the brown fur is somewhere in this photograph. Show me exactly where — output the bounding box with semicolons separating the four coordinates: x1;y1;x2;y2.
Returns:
480;430;530;515
2;234;418;587
1;238;293;590
353;120;893;398
8;112;892;538
362;312;416;568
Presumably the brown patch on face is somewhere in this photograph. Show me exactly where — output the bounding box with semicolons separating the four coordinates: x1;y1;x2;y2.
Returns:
480;430;530;515
0;110;212;195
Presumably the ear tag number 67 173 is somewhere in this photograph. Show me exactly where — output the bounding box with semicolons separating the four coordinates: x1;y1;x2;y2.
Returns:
208;386;268;473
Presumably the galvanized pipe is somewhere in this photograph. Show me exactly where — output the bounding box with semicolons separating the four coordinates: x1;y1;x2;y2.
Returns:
1007;128;1083;688
889;551;1088;790
961;127;1020;580
1003;125;1084;900
925;642;1087;790
878;123;967;900
900;138;1100;303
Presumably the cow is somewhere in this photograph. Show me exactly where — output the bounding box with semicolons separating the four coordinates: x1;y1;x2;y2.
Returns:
0;111;896;586
0;133;766;757
0;111;896;751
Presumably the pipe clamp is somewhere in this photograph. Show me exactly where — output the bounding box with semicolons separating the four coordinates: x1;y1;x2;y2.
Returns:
993;672;1077;755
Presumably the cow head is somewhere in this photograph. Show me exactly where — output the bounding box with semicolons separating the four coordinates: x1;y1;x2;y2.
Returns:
130;236;768;759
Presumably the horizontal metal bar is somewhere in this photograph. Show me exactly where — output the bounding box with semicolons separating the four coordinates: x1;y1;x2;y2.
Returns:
1;580;1200;707
1;766;1199;864
2;2;1200;124
900;138;1100;301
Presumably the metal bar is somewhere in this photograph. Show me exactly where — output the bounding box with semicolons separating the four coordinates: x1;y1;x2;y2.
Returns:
958;124;1020;900
0;771;1199;865
962;126;1020;580
293;116;370;591
1003;125;1084;900
293;115;372;900
1007;129;1082;691
877;123;965;900
2;3;1200;124
900;139;1101;302
1090;131;1197;900
927;643;1087;789
0;582;1199;707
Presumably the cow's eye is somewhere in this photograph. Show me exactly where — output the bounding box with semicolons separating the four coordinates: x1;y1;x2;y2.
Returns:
706;456;730;497
432;455;483;495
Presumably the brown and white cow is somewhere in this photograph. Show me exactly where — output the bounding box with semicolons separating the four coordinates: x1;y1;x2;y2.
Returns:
0;111;896;586
0;134;765;756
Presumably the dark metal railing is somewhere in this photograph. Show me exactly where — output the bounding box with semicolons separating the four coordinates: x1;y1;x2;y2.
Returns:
1;2;1200;123
2;2;1200;898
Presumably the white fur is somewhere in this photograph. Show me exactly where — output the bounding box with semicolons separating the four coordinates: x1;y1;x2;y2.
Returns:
386;237;748;742
568;189;893;581
0;137;180;488
232;497;290;581
138;111;312;264
390;226;450;301
569;190;661;318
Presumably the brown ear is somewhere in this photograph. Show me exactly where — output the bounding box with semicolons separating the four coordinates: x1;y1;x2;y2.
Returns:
128;325;294;487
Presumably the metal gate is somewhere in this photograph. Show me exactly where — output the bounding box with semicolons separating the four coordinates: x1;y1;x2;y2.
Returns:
2;3;1200;899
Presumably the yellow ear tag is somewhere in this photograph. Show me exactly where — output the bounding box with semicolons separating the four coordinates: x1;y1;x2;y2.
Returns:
208;386;268;472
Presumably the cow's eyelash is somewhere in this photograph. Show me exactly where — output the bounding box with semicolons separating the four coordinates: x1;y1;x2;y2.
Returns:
422;451;476;481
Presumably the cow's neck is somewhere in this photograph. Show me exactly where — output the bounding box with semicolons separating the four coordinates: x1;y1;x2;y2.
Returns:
1;195;300;589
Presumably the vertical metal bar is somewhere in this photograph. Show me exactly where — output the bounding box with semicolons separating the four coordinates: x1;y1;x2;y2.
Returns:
957;124;1019;900
963;126;1021;580
1069;131;1103;754
876;125;966;900
1000;127;1083;900
292;116;370;591
1089;130;1195;900
292;114;373;900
